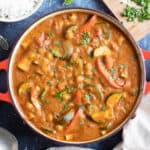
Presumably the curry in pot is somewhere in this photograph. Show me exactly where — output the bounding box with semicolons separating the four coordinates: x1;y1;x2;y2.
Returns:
12;12;140;142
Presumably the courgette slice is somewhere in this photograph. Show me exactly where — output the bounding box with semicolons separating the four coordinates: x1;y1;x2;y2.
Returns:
50;48;61;58
106;93;123;108
91;108;113;123
18;82;32;95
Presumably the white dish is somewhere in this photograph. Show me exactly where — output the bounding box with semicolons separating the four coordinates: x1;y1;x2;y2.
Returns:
0;0;43;22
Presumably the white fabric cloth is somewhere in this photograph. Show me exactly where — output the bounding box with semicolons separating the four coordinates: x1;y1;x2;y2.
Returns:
114;93;150;150
47;147;94;150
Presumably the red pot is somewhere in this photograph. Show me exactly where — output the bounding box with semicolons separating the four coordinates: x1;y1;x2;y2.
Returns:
0;8;150;144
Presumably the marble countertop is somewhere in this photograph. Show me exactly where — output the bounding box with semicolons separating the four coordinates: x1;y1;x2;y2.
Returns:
0;0;149;149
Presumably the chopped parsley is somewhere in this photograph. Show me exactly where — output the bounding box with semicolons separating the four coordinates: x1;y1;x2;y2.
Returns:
64;0;73;5
84;93;93;101
47;80;51;86
65;86;74;93
48;29;55;37
64;61;74;68
122;0;150;22
54;91;63;99
81;32;91;45
54;87;74;99
62;103;69;111
109;67;116;76
53;40;60;46
39;88;46;100
119;64;127;69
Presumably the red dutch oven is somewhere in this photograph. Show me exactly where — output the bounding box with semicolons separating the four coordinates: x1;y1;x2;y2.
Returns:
0;8;150;144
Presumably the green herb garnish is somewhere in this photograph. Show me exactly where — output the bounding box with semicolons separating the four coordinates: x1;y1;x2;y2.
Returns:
109;67;116;76
119;64;127;69
121;0;150;22
62;103;69;111
54;91;63;99
47;80;51;86
54;86;74;99
64;61;74;68
84;93;93;101
81;32;91;45
64;0;73;5
65;86;74;93
39;88;46;100
53;40;60;46
48;29;55;37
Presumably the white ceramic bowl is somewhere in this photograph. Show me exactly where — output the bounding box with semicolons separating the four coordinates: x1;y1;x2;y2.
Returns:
0;0;43;22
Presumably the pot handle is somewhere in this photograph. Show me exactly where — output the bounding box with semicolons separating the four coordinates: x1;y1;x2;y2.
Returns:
141;49;150;94
0;58;11;103
145;82;150;94
142;49;150;60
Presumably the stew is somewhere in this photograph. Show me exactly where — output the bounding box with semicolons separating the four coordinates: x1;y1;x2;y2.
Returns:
12;12;140;142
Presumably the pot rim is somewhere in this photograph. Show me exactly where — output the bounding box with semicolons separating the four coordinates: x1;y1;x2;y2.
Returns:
8;7;145;144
